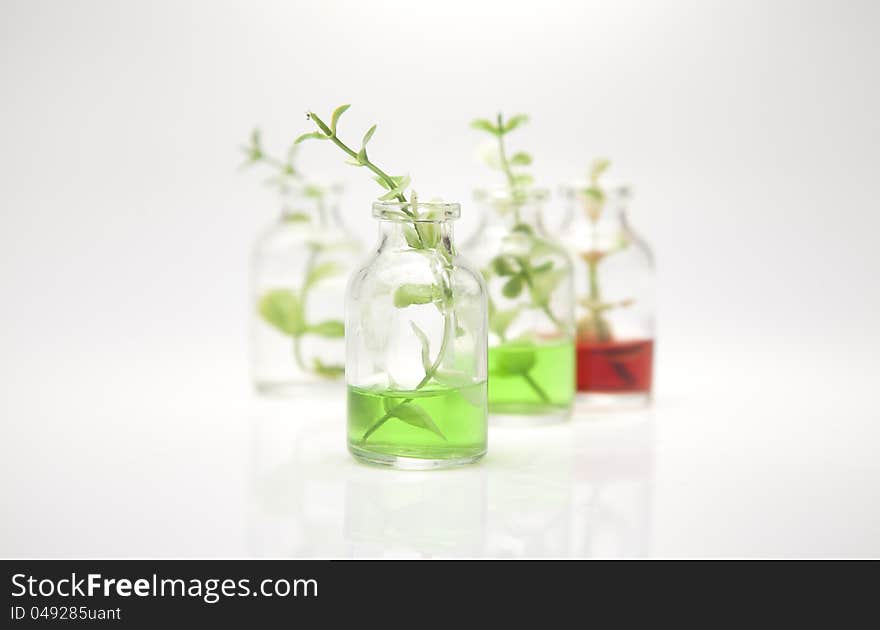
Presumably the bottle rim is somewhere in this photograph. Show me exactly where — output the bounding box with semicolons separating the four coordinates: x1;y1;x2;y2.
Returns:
372;201;461;222
559;183;632;200
473;187;550;203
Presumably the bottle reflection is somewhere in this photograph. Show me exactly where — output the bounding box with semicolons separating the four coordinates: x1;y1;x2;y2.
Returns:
344;468;487;558
248;397;653;558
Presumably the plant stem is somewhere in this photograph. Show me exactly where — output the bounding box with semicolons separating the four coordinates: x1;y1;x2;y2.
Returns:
361;308;455;442
324;134;407;205
291;244;327;377
496;113;517;190
522;371;550;404
292;336;307;371
490;295;553;405
315;123;427;248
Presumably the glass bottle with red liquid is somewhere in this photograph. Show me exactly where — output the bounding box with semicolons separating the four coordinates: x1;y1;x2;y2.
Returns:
558;161;655;409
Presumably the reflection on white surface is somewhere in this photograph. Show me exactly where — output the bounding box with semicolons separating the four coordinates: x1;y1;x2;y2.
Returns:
248;397;653;559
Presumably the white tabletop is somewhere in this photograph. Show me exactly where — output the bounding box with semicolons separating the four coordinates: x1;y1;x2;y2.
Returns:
4;337;877;559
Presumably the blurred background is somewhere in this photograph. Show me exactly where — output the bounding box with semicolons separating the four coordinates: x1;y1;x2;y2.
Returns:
2;0;878;557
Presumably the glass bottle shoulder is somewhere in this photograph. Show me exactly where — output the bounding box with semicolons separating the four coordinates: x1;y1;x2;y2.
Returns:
463;223;573;272
254;217;362;256
560;217;654;270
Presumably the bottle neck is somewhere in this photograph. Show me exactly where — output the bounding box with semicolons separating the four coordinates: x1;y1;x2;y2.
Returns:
477;197;550;236
563;187;631;234
377;219;457;255
280;195;343;229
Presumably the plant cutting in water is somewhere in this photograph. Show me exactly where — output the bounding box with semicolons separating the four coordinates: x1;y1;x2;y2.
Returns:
471;113;570;407
573;158;633;343
241;129;346;379
569;158;653;395
300;105;478;443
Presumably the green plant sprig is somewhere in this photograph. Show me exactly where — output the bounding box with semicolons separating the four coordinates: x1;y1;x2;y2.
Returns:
471;113;534;195
296;105;414;206
257;249;346;379
242;129;346;378
299;104;464;442
471;112;568;402
576;158;634;344
240;128;335;223
240;128;300;187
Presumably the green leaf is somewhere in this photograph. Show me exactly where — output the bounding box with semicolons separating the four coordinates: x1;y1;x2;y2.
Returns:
373;175;392;190
378;187;404;201
489;305;521;338
306;320;344;337
362;124;377;147
509;151;532;166
258;290;304;336
393;283;439;308
305;261;345;288
584;186;605;202
282;212;311;223
494;340;537;375
410;322;432;373
387;403;446;440
357;147;368;165
415;222;439;248
330;104;350;133
303;183;324;198
312;358;344;379
470;118;500;135
530;268;565;304
530;260;554;274
502;114;529;133
491;255;518;276
403;226;422;248
308;111;332;136
511;173;534;187
295;131;327;144
511;223;534;237
590;157;611;183
502;275;524;299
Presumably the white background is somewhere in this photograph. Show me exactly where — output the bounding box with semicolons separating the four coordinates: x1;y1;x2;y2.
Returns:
1;0;878;557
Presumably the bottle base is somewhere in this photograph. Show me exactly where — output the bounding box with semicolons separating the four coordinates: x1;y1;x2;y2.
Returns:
576;391;651;411
488;403;572;427
348;444;486;470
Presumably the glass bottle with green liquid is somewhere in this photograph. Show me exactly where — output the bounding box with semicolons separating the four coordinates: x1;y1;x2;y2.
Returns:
463;113;576;425
297;105;489;469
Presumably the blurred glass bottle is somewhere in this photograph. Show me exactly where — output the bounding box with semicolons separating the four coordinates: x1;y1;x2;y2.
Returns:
251;181;362;394
462;188;575;425
558;160;655;409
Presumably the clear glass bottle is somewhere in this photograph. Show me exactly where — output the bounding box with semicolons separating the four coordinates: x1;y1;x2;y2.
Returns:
251;184;362;394
558;185;655;409
462;188;575;425
346;201;488;469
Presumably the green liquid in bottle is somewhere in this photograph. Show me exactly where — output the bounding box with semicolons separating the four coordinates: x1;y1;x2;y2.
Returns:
487;338;575;420
348;382;488;467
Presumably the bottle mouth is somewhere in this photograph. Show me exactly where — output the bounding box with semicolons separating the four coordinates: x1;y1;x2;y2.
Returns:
560;183;631;201
372;201;460;222
473;187;550;204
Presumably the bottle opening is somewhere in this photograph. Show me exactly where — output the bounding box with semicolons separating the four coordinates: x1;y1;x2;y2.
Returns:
473;187;550;204
372;201;461;222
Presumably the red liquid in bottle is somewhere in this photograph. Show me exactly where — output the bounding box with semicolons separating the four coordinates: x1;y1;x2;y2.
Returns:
576;339;653;393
